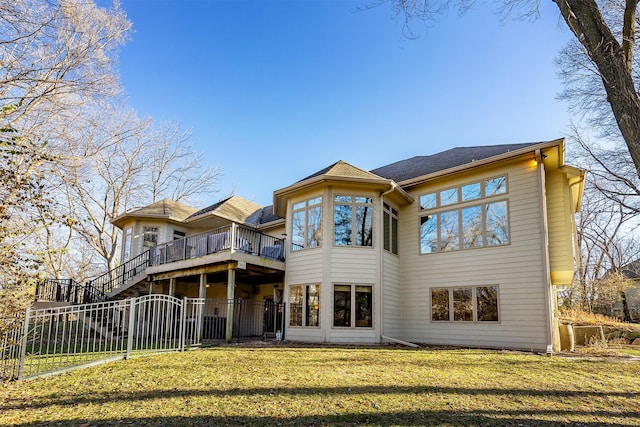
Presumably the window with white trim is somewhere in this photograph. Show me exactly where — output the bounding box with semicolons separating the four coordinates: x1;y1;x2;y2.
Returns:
333;284;373;327
430;285;499;322
289;284;320;327
334;195;373;247
291;197;322;251
419;175;509;253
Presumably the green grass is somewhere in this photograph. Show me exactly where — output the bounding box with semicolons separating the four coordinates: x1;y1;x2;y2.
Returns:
1;344;639;426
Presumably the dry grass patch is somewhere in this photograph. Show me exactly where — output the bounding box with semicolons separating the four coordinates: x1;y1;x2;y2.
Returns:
1;345;639;426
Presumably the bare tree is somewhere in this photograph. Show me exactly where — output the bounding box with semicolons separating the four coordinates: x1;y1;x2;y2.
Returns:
561;130;640;320
376;0;640;176
0;0;130;315
58;105;220;273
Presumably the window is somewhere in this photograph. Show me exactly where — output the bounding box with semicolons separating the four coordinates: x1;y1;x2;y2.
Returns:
430;285;499;322
123;228;132;262
485;176;507;196
486;201;509;246
173;230;186;240
419;175;507;210
143;226;159;248
291;197;322;251
383;203;398;255
289;284;320;327
419;175;509;253
430;288;449;321
334;195;373;247
333;284;373;328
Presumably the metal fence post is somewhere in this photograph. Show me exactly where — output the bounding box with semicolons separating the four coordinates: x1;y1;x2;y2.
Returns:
179;298;186;351
17;308;30;381
126;298;135;359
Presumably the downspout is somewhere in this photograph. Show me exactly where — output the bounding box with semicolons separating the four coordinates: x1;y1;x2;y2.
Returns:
379;181;419;348
536;150;554;354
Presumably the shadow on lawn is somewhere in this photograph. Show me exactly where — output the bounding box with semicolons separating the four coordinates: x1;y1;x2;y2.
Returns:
11;409;640;427
3;384;637;412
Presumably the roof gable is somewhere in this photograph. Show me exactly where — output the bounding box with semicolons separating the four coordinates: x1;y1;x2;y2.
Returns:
299;160;385;183
111;199;198;228
186;195;264;225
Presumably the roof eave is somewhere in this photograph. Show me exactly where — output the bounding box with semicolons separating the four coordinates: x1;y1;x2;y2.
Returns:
256;218;286;230
273;175;392;217
398;138;565;189
111;213;185;229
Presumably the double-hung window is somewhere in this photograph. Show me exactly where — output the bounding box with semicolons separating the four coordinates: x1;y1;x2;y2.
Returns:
291;197;322;251
289;284;320;327
333;284;373;327
420;175;509;253
334;196;373;247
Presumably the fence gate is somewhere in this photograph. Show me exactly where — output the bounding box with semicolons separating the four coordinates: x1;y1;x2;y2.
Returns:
5;295;187;380
1;296;285;381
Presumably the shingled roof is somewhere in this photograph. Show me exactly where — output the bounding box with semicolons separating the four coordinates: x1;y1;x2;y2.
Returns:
111;199;198;228
298;160;386;183
370;142;540;183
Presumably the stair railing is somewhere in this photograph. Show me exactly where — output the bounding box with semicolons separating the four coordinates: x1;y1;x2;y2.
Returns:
87;250;151;296
35;279;107;305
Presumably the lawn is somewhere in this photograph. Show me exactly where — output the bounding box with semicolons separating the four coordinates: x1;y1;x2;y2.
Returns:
1;344;639;426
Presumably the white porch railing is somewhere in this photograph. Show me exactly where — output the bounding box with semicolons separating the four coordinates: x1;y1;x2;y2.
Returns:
149;223;285;267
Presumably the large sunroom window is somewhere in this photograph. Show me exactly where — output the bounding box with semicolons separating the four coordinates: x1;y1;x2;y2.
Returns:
289;284;320;327
334;195;373;247
291;197;322;251
419;175;509;253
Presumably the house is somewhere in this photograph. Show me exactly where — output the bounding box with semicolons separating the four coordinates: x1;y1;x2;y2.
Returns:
51;138;585;353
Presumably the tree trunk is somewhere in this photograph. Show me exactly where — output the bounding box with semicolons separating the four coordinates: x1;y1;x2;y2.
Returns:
554;0;640;175
620;291;633;322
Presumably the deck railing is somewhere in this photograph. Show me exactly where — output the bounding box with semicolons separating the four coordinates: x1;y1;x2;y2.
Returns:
37;224;285;303
150;223;285;267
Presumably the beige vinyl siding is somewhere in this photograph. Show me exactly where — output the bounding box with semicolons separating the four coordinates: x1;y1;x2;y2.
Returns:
397;157;551;351
285;248;325;343
329;329;378;343
286;249;325;280
329;248;377;282
545;170;575;285
382;251;402;337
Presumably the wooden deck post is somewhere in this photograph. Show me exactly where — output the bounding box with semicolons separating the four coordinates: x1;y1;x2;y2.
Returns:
168;278;176;296
226;268;235;343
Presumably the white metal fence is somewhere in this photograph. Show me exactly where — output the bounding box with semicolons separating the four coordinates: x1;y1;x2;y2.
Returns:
1;295;285;381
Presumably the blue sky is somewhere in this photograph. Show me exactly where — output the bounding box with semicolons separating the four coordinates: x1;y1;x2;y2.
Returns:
116;0;573;207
